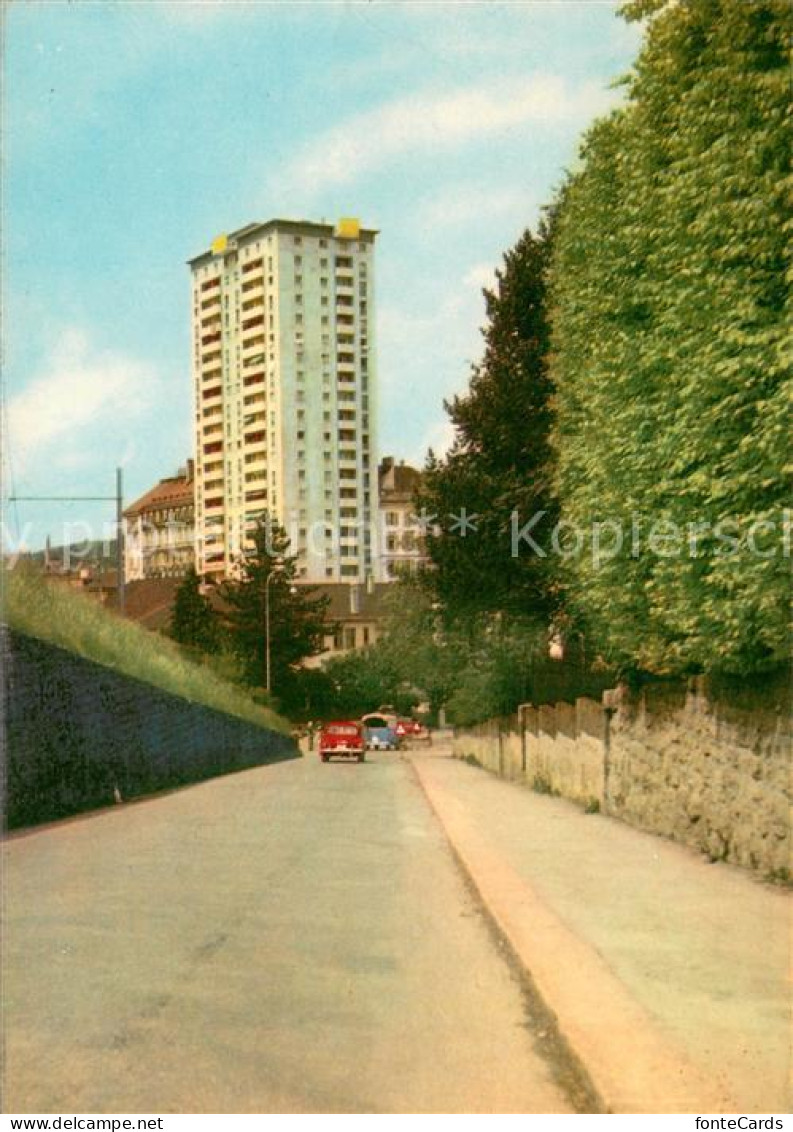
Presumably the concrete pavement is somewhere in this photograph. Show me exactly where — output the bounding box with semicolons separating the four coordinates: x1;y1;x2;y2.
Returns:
411;747;792;1114
4;750;580;1114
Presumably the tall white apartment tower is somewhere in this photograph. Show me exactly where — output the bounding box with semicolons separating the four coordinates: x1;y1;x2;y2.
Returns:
189;218;380;583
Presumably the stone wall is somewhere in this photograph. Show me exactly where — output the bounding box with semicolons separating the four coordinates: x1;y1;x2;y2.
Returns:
2;628;297;828
452;673;791;877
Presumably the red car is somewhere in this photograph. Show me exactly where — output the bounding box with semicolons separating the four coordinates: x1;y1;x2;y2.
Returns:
319;721;366;763
396;719;432;745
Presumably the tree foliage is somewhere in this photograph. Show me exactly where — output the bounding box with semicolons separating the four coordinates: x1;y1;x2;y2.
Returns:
219;517;331;702
417;218;560;620
169;567;220;654
321;647;417;720
315;577;461;720
549;0;791;676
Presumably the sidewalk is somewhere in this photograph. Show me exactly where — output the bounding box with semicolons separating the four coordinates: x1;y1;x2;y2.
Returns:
411;749;792;1115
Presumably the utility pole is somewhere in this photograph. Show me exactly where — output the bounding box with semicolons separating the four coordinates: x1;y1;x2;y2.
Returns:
264;564;282;694
116;467;125;614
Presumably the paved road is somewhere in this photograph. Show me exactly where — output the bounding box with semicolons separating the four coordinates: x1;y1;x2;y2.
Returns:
416;754;793;1114
3;749;576;1114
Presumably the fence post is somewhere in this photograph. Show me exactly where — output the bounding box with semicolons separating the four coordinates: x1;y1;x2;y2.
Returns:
602;688;618;812
518;703;530;775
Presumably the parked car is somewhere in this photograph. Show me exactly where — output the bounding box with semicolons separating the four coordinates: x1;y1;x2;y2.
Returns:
361;713;399;751
398;719;432;745
319;721;366;763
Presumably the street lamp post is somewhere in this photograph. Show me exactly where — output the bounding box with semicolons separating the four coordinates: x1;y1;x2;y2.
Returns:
264;565;281;695
264;563;298;695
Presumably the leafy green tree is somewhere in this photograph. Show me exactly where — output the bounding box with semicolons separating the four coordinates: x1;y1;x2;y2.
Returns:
316;577;465;720
550;0;790;676
321;646;414;719
220;516;331;702
417;216;561;620
376;575;467;714
169;567;220;654
283;666;337;723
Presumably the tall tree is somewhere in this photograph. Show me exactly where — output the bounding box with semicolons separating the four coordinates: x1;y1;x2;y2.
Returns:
170;567;220;654
417;214;560;620
550;0;791;675
377;575;467;714
220;516;331;699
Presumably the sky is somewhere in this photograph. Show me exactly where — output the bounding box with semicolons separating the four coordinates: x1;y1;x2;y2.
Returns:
3;0;642;551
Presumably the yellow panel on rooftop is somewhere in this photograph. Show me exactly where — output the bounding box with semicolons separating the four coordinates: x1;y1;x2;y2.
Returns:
211;234;228;255
336;218;361;239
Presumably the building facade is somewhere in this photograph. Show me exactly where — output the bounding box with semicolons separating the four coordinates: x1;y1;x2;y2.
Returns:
189;218;380;583
379;457;428;578
123;462;195;581
299;580;391;666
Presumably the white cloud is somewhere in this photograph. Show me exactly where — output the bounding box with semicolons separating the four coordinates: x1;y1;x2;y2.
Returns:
7;328;157;473
412;417;457;467
463;262;499;294
278;73;619;194
378;257;499;399
416;183;536;232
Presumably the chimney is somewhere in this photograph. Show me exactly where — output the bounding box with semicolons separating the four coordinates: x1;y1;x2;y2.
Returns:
365;572;375;596
349;584;361;615
186;458;195;483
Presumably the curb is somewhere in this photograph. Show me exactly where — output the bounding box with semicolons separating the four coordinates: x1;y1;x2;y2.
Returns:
411;755;738;1115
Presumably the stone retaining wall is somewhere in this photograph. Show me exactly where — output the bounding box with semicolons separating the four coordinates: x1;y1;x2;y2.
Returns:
2;627;297;828
452;674;791;877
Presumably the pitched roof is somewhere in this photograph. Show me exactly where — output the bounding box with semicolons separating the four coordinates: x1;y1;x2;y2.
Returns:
123;578;182;631
123;577;228;632
379;459;422;499
120;578;393;637
302;582;393;622
124;476;194;519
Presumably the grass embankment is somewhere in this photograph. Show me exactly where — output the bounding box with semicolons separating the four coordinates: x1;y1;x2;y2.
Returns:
3;569;290;735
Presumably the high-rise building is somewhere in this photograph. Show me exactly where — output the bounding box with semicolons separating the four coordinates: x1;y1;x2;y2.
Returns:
189;217;379;582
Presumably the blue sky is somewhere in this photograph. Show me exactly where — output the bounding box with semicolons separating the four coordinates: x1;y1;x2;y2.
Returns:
3;0;641;550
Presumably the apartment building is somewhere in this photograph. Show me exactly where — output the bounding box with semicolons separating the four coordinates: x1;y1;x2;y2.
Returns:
379;457;428;578
189;217;379;583
123;462;195;581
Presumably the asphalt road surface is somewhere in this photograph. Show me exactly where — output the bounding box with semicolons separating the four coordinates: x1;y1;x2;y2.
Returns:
3;749;577;1114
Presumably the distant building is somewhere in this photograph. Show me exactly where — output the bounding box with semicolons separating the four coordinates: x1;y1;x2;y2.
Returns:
119;576;391;666
124;461;195;581
378;457;428;579
189;217;380;584
299;580;391;665
44;563;118;607
14;537;120;606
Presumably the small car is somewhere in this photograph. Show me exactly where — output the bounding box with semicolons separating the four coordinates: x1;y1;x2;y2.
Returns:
409;719;432;744
396;719;431;746
361;713;399;751
319;721;366;763
367;727;399;751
